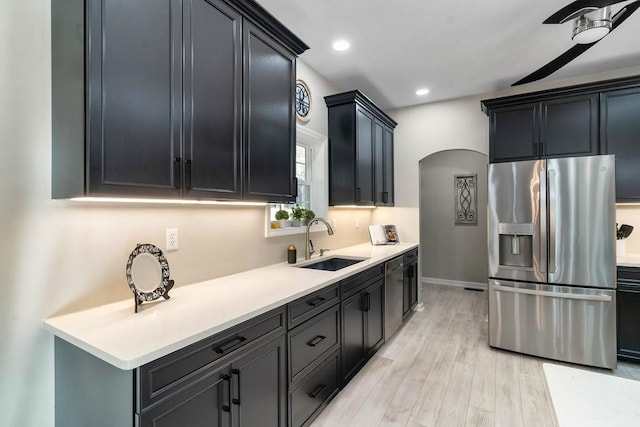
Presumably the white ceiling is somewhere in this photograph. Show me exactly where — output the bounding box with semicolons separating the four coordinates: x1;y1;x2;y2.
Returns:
258;0;640;109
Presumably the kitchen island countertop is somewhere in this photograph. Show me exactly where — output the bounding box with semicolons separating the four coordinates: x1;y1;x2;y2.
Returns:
43;242;417;370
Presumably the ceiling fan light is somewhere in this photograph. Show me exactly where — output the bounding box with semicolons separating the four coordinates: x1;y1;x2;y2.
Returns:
572;7;612;44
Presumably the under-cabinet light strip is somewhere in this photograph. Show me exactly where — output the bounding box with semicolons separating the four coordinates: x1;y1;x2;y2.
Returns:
331;205;377;209
68;197;268;207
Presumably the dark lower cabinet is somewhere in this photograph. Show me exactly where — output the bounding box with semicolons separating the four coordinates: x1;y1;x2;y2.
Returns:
403;251;419;318
341;277;385;385
600;87;640;202
231;335;287;427
617;267;640;362
137;364;231;427
137;335;286;427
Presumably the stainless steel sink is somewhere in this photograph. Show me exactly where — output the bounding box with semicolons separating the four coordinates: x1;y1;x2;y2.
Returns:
297;257;367;271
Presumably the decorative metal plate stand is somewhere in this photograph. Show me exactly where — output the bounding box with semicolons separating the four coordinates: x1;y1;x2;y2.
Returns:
126;243;174;313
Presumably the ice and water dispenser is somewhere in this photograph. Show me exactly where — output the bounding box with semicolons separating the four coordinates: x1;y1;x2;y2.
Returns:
497;223;534;269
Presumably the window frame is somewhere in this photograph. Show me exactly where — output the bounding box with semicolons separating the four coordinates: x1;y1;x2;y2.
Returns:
265;125;328;237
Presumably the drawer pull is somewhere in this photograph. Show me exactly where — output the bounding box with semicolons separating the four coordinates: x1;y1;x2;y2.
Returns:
214;336;247;355
308;383;327;399
307;335;326;347
306;296;326;307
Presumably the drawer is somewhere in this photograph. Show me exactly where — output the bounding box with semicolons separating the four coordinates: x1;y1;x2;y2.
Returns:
289;351;340;427
137;306;285;411
288;305;340;384
341;264;384;298
403;248;418;264
618;266;640;282
288;284;339;329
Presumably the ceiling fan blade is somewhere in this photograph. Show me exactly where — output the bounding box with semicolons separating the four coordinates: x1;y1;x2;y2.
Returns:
512;43;596;86
544;0;626;24
611;0;640;27
514;0;640;86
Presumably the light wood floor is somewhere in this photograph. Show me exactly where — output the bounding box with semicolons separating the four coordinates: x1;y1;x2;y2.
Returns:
311;283;640;427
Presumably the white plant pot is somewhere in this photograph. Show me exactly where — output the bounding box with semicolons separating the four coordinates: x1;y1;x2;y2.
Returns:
278;219;287;228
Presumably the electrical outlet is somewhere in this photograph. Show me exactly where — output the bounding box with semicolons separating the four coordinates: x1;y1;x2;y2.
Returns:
166;228;178;251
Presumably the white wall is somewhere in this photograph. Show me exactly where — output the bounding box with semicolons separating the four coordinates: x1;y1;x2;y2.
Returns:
0;3;369;425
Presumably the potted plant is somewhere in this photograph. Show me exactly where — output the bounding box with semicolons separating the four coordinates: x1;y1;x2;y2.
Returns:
302;208;315;226
291;204;304;227
275;209;289;228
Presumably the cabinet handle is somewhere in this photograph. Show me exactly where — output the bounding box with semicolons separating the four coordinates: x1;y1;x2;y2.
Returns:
308;383;327;399
232;368;241;405
307;335;326;347
408;265;414;279
221;374;231;412
293;177;298;198
174;157;181;189
184;159;192;189
213;336;247;355
306;296;326;307
356;187;362;202
362;293;370;311
382;191;388;204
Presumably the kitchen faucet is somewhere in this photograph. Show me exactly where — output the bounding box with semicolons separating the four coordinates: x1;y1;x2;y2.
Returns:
305;217;334;260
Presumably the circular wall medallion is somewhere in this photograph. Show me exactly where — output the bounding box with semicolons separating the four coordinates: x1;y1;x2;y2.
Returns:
126;243;173;311
295;79;312;122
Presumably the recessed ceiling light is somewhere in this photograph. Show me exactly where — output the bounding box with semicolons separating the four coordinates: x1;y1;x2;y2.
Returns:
332;40;350;51
416;88;430;96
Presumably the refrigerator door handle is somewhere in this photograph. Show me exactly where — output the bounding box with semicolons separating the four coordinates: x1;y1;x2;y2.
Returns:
539;170;547;274
548;169;557;274
491;284;612;302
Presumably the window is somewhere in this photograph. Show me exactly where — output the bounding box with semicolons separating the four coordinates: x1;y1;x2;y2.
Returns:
266;125;328;237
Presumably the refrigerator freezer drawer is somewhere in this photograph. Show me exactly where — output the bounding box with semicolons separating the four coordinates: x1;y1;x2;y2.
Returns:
488;280;616;369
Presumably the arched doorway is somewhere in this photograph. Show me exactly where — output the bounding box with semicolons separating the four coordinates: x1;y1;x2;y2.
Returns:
419;149;488;289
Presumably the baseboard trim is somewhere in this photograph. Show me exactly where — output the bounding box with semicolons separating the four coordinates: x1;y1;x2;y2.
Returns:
422;277;487;290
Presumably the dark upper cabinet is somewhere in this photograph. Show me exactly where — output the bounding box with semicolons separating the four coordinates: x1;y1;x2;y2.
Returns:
483;75;640;201
325;90;397;206
52;0;307;201
243;21;297;202
617;267;640;362
600;87;640;202
488;94;598;163
489;103;539;163
183;0;242;200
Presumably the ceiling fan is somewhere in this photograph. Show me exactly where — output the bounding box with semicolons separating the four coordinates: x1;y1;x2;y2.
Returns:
512;0;640;86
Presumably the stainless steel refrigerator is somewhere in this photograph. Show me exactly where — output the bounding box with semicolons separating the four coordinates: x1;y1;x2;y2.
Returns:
488;155;616;369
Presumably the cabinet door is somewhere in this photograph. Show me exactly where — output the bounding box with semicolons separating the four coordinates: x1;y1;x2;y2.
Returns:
341;292;366;385
374;122;394;206
383;126;394;206
138;365;231;427
87;0;182;197
182;0;242;200
243;21;296;202
541;94;599;158
408;263;419;309
617;284;640;362
365;279;384;356
601;87;640;202
231;335;286;427
355;106;375;205
402;265;413;318
489;103;539;163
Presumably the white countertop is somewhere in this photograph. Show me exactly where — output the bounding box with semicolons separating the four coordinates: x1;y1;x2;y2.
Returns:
43;242;417;370
617;253;640;268
543;363;640;426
